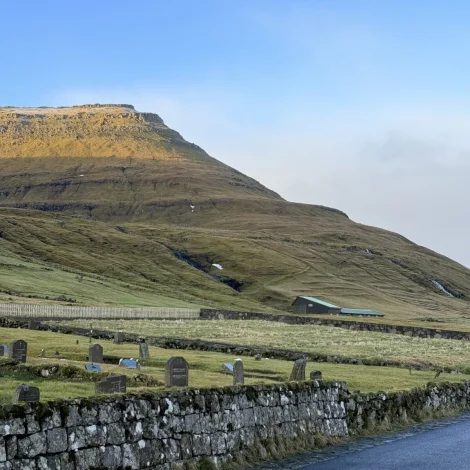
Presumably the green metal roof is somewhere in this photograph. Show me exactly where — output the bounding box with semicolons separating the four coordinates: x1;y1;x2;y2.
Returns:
297;296;341;309
340;308;384;317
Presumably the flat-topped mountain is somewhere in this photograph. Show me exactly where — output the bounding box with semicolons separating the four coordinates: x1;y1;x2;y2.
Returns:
0;104;468;323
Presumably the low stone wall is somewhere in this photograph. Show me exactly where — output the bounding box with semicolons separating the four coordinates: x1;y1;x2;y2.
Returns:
0;380;468;469
201;309;470;341
0;381;348;469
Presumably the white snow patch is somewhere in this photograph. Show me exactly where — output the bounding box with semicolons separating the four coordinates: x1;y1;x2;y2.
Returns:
79;174;84;177
138;439;146;449
432;280;454;297
212;263;223;270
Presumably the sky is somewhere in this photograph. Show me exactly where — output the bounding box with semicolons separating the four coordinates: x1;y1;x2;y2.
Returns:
1;0;470;267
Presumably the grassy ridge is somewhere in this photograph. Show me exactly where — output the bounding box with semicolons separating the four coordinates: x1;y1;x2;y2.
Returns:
0;105;468;322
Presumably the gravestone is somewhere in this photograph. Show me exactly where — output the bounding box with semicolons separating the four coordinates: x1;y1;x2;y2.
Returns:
40;349;46;358
28;320;39;330
114;331;124;344
289;358;307;381
0;344;8;357
10;340;27;363
254;354;262;361
76;340;79;345
85;364;102;373
233;358;244;385
95;375;126;395
139;341;150;359
12;384;40;403
119;358;140;369
310;370;322;380
88;344;103;364
223;363;234;374
165;356;189;387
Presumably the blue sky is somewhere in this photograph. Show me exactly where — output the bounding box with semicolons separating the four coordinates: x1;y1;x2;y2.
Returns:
2;0;470;266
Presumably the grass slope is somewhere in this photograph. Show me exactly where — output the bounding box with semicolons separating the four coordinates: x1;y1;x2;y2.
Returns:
0;105;468;322
54;319;470;372
0;327;466;403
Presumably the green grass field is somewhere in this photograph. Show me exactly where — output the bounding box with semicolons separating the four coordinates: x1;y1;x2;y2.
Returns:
0;326;466;403
51;319;470;371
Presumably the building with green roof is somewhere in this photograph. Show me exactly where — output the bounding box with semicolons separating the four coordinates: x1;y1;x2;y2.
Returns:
291;296;341;314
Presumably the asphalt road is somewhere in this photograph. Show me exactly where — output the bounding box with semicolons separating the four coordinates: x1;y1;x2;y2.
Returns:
253;413;470;470
301;417;470;470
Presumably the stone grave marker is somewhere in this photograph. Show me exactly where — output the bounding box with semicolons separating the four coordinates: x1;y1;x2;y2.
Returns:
12;384;40;403
119;358;140;369
85;364;102;373
233;358;244;385
223;363;234;374
289;358;307;381
254;354;262;361
88;344;103;364
114;331;124;344
310;370;322;380
28;320;39;330
10;340;27;363
0;344;8;357
95;375;126;395
139;341;150;359
40;349;46;358
165;356;189;387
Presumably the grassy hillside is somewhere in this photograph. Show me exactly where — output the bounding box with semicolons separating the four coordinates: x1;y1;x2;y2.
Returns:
0;104;468;324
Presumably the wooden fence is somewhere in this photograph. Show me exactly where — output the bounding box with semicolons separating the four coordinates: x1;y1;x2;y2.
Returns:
0;304;200;320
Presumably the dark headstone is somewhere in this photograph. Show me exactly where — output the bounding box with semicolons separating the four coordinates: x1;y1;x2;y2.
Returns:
13;384;40;403
233;358;244;385
165;356;189;387
55;351;61;356
290;358;307;381
223;363;234;374
28;320;39;330
85;364;102;373
139;342;150;359
10;340;27;363
114;331;124;344
95;375;126;395
119;358;140;369
76;340;79;345
88;344;103;364
254;354;262;361
0;344;8;357
310;370;322;380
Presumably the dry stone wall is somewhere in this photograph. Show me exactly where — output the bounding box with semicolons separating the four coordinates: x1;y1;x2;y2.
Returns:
201;309;470;341
0;381;347;470
0;380;467;469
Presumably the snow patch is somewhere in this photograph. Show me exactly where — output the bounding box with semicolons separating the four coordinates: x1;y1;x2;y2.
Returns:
432;280;454;297
212;263;223;270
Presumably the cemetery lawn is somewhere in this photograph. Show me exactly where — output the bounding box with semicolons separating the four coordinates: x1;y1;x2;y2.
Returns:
0;327;469;403
50;319;470;372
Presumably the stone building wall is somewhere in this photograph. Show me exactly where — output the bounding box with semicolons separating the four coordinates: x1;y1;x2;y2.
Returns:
0;380;468;469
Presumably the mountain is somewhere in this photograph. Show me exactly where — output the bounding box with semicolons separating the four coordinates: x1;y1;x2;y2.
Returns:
0;104;469;324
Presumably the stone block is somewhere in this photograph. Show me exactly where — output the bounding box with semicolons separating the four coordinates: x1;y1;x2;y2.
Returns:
17;432;47;458
46;428;67;454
